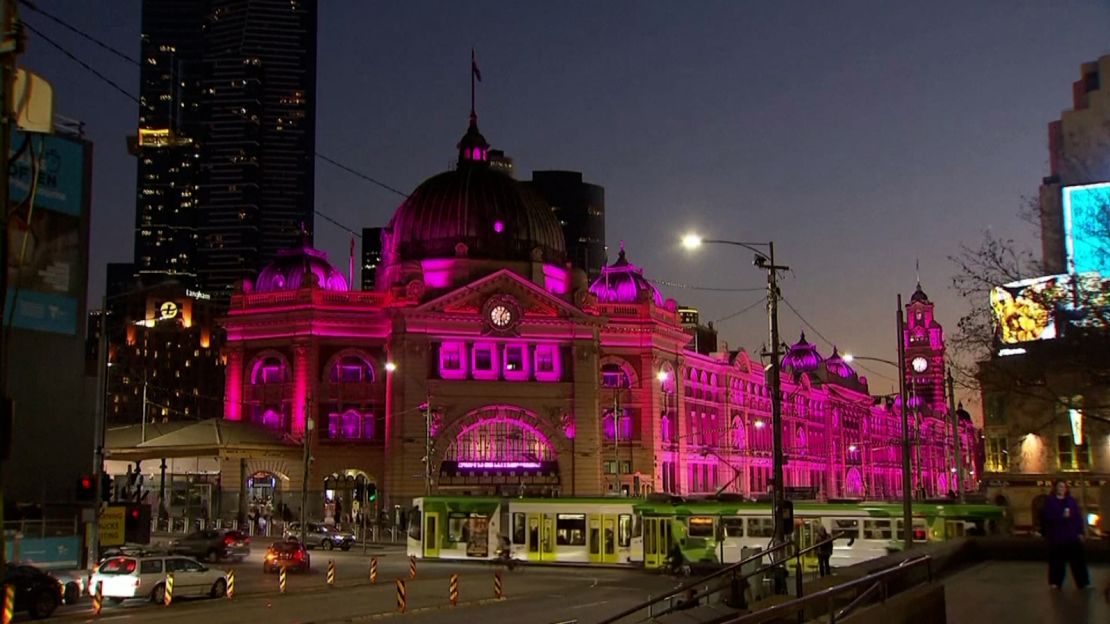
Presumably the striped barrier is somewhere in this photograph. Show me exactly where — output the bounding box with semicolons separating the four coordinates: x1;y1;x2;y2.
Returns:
279;566;287;593
449;574;459;607
409;555;417;579
494;571;503;599
2;584;14;624
327;560;336;587
227;569;235;599
396;579;407;614
164;573;174;607
369;557;378;584
91;581;103;616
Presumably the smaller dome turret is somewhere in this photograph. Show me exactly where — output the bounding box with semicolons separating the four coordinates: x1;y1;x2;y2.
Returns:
588;242;663;305
255;245;349;293
823;347;856;379
782;332;823;374
910;281;929;303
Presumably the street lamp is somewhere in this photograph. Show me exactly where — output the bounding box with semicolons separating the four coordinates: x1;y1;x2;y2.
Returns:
841;345;914;550
682;232;789;549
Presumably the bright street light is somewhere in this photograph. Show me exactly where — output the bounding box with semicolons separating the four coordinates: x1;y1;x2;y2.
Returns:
843;353;854;363
681;233;703;249
385;362;397;372
656;370;670;382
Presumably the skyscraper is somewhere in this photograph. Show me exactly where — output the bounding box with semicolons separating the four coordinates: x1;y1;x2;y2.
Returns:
131;0;206;286
361;227;382;291
129;0;317;297
198;0;318;296
527;170;606;282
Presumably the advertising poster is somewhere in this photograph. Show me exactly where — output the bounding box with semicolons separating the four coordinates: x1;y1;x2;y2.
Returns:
1063;182;1110;277
991;272;1110;344
5;130;89;335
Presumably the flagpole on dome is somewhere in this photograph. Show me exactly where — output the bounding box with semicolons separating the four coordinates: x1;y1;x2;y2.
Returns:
471;48;482;121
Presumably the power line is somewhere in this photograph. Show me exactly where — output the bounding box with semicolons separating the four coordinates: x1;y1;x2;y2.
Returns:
19;1;139;66
714;297;767;324
650;278;765;293
780;295;898;384
21;21;138;103
315;153;409;198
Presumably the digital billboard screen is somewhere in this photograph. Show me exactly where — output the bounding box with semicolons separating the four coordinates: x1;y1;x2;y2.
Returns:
991;272;1110;344
1063;182;1110;276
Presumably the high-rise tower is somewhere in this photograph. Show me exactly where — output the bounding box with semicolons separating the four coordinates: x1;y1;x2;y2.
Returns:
198;0;318;296
527;171;606;282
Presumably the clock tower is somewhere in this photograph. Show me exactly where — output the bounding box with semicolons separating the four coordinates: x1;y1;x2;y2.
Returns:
903;282;946;415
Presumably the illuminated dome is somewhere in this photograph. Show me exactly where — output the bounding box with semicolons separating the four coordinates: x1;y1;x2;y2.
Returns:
254;246;348;293
589;243;663;305
782;332;823;373
823;347;856;379
384;115;566;264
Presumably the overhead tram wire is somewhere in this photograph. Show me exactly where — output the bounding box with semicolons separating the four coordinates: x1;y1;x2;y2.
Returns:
19;1;139;66
649;278;765;293
779;295;897;384
21;18;397;240
714;296;767;324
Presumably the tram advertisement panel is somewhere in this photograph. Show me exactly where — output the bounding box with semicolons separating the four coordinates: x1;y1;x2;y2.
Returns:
466;515;490;557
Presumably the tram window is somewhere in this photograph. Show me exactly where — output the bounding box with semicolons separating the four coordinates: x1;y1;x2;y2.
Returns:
529;518;540;553
863;520;892;540
894;520;929;542
688;516;715;538
723;518;744;538
556;514;587;546
632;514;642;538
619;515;632;547
831;519;860;537
746;517;775;538
407;509;422;541
448;513;469;543
512;513;526;544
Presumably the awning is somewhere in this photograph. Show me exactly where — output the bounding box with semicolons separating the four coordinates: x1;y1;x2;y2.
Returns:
105;418;297;461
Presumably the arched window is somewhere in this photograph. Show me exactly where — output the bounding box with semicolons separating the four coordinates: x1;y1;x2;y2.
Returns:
796;427;808;454
661;413;673;443
601;362;631;388
444;407;556;466
261;409;282;429
602;409;632;441
329;353;375;383
250;354;288;385
731;416;744;448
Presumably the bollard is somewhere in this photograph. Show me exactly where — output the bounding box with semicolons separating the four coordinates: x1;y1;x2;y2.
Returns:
409;555;417;579
327;560;336;587
3;584;14;624
370;557;378;584
494;571;503;599
91;581;103;616
279;566;288;594
449;574;459;607
164;573;174;607
227;569;235;599
396;579;407;614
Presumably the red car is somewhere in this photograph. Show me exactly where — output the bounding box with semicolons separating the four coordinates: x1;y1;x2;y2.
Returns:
264;540;310;573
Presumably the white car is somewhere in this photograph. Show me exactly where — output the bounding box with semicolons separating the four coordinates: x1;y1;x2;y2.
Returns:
91;554;228;604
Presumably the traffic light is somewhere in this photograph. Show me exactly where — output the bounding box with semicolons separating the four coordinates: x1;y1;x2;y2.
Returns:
124;503;151;544
75;475;95;502
781;500;795;535
366;483;378;503
101;472;112;503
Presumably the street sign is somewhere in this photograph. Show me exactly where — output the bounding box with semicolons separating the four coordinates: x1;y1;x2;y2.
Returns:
99;506;125;546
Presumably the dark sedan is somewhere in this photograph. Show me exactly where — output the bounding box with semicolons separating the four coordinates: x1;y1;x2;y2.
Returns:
264;540;310;573
170;529;251;562
4;564;62;619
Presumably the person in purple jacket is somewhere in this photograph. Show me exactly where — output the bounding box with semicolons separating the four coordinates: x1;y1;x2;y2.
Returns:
1040;479;1090;589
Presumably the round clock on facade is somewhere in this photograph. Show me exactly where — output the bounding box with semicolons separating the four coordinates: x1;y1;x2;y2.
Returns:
490;304;513;328
911;357;928;373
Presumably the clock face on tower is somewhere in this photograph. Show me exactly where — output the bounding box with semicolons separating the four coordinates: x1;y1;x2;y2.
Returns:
490;305;513;328
911;357;928;373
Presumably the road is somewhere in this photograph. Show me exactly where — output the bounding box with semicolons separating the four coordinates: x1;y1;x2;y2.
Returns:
944;560;1110;624
29;542;680;624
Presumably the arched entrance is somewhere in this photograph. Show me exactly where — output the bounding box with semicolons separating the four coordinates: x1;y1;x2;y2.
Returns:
438;405;561;495
844;467;864;498
323;469;376;528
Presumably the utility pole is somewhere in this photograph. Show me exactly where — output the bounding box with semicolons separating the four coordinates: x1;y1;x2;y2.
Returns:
299;400;311;544
897;295;913;549
0;0;18;580
613;389;620;495
947;371;964;502
424;397;432;496
140;375;148;444
764;242;788;551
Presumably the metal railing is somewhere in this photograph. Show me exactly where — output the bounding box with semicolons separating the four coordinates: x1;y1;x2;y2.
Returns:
721;555;933;624
598;537;801;624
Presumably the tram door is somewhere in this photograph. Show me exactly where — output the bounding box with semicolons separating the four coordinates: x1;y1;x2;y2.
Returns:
526;514;542;562
541;514;556;561
588;515;602;563
587;514;619;564
423;512;440;558
642;517;672;568
795;519;817;572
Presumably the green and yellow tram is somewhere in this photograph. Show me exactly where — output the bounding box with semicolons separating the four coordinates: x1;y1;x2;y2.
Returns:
407;496;1005;569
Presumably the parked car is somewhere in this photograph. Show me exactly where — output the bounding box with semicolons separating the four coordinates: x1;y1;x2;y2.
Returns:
169;529;251;562
90;554;228;604
264;539;311;573
284;522;355;551
3;564;62;619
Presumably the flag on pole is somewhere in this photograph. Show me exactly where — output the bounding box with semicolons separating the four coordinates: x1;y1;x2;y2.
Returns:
472;49;482;82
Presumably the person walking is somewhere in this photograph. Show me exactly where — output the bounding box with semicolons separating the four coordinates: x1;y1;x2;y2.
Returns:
815;523;833;577
1040;479;1089;589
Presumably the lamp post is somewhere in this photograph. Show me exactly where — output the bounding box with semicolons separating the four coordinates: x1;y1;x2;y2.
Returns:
683;234;788;549
656;369;676;494
843;331;914;551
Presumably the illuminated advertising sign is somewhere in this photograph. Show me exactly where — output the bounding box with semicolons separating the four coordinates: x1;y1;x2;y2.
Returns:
1063;182;1110;276
991;272;1110;344
5;130;89;335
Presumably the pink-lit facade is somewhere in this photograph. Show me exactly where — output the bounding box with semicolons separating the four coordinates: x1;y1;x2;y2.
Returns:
219;118;979;516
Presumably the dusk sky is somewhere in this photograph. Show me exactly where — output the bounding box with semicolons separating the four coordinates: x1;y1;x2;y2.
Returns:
20;1;1110;404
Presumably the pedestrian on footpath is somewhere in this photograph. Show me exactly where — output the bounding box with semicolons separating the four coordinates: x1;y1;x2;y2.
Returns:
1040;479;1090;589
815;523;833;577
